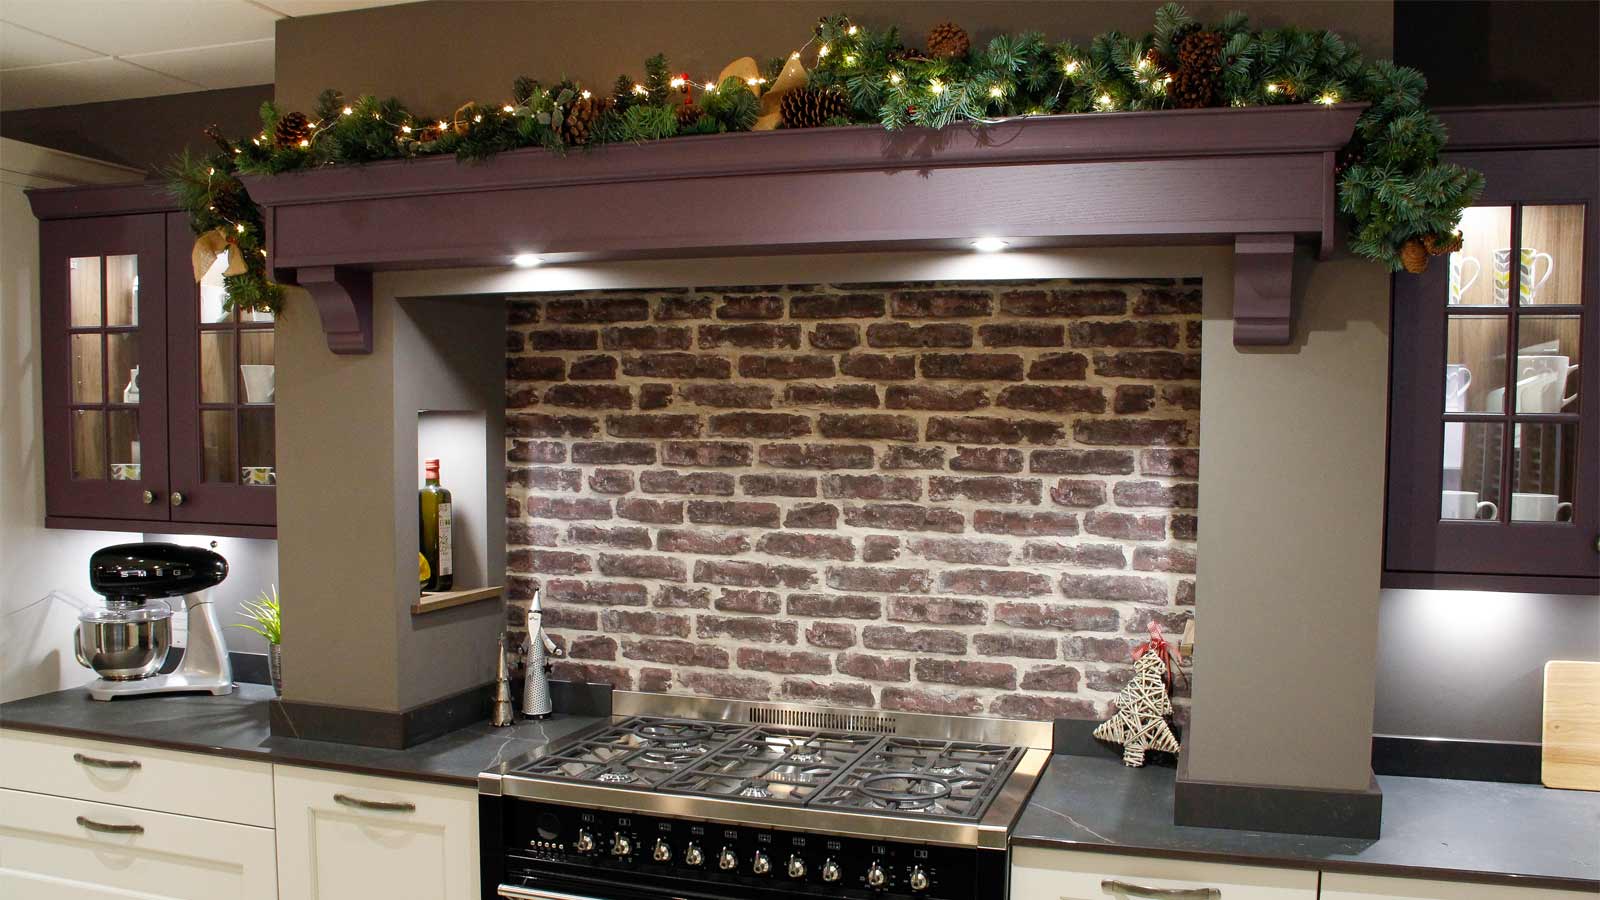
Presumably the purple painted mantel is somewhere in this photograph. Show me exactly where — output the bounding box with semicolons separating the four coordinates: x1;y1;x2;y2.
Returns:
240;104;1365;353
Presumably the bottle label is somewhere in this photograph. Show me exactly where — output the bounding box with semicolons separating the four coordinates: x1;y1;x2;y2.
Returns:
437;503;453;576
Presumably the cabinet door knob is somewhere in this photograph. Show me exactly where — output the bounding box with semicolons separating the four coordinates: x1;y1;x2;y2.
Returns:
170;492;185;507
141;490;155;505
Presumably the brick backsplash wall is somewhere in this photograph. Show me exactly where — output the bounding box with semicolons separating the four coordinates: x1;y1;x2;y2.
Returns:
502;279;1200;722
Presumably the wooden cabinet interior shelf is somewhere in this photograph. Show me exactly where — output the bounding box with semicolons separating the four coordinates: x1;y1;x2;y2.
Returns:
411;586;501;616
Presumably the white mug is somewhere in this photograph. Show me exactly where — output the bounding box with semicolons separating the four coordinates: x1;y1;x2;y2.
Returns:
1516;355;1578;413
1441;490;1496;520
1445;364;1472;412
1493;248;1554;304
1512;492;1573;522
1449;254;1481;302
241;364;276;403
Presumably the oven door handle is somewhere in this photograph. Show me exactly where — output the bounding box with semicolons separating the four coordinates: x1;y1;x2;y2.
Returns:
500;887;659;900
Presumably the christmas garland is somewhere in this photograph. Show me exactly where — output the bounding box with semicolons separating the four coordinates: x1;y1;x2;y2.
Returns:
169;3;1482;313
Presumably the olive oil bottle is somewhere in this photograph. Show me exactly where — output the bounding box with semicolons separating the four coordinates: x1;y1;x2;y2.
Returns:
419;458;453;592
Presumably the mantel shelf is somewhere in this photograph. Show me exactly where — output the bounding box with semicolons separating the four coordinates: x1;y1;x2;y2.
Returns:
234;104;1363;351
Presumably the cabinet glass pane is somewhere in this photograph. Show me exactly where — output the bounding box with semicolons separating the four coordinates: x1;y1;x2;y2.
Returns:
69;256;101;327
1512;423;1577;522
240;408;275;485
1516;315;1581;413
199;252;232;324
1443;421;1503;519
200;331;236;403
104;254;138;326
108;410;142;481
1452;206;1511;306
201;409;236;483
70;333;103;404
239;331;275;404
107;333;140;405
1446;316;1507;412
72;409;106;480
1520;205;1586;306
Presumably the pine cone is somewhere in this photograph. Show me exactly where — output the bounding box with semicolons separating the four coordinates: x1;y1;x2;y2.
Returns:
560;96;614;145
274;111;311;150
1144;47;1172;75
1169;21;1203;53
1423;231;1463;256
779;86;850;129
1169;31;1225;108
1177;30;1224;69
926;21;970;59
676;103;704;128
1400;237;1430;273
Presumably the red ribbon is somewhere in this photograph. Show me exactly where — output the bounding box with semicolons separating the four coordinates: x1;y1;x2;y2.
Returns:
1133;620;1184;687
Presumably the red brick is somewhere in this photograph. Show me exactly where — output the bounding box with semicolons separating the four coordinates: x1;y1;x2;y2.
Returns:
568;355;618;380
681;383;774;409
1026;352;1091;380
890;289;992;318
715;295;784;319
883;687;983;715
842;503;963;533
656;529;751;555
974;634;1058;659
930;475;1042;505
603;325;692;351
1060;574;1168;604
781;679;872;706
508;301;539;324
1023;541;1126;568
662;441;752;467
507;356;565;381
572;442;657;465
920;353;1024;381
564;524;651;549
508;440;567;463
786;593;883;619
655;585;712;608
994;602;1119;632
708;412;812;439
880;446;946;469
737;648;831;675
1093;351;1200;380
544;579;648;606
586;469;634;494
783;383;880;409
977;322;1063;348
784;503;841;529
527;329;598;351
1114;385;1157;414
713;589;781;614
639;383;673;409
640;470;736;496
1133;546;1198;574
550;661;634;690
546;297;648;323
1162;385;1202;410
822;473;921;501
601;609;690;637
1186;321;1202;348
1171;514;1198;541
1084;511;1167;540
837;653;913;682
757;533;855;561
697;615;799;644
916;659;1016;689
679;671;772;699
621;353;732;379
507;522;560;546
598;553;687;582
926;416;1064;445
974;509;1079;536
1050;479;1107;508
568;635;618;660
827;566;931;594
509;549;592;575
867;323;973;348
990;695;1096;720
839;353;916;380
1018;665;1082;692
999;288;1126;317
808;324;860;350
863;625;968;654
816;414;916;442
739;473;818;497
1113;481;1199;509
638;667;673;691
621;639;730;668
738;355;835;380
527;496;612;520
695;560;816;589
1177;580;1196;606
699;323;803;350
862;535;902;562
657;295;713;320
1069;321;1179;349
940;568;1051;598
542;605;598;630
759;443;874;469
507;382;536;409
1062;636;1138;662
903;537;1010;567
887;595;988;625
1075;419;1190;446
509;467;581;491
804;623;858;649
1086;667;1135;692
790;293;886;319
884;385;989;412
1126;608;1192;635
688;500;781;528
616;498;684;524
1141;449;1200;477
1133;286;1203;315
950;447;1023;473
545;384;632;409
998;384;1106;413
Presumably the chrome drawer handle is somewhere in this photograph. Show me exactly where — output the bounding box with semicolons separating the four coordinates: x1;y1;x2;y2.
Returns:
1101;881;1221;899
73;752;141;770
76;815;144;835
333;792;416;813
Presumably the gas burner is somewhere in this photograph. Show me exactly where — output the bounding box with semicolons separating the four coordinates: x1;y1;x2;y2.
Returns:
927;756;964;776
635;721;715;747
787;747;824;764
596;769;638;784
858;772;954;810
736;782;772;799
640;747;706;765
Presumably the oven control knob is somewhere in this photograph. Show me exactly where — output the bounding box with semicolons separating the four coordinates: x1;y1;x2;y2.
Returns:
752;850;771;875
611;833;632;857
910;866;929;892
575;829;595;853
866;861;888;889
718;847;738;871
684;843;704;866
652;839;672;862
787;855;806;879
821;859;841;883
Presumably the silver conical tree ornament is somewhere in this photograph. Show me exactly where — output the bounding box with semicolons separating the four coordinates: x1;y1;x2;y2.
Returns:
1093;629;1182;767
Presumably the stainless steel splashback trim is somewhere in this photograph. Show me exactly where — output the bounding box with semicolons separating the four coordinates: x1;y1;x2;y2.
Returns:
609;691;1054;750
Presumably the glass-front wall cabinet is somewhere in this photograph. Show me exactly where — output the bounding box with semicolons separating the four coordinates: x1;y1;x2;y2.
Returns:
1388;128;1598;589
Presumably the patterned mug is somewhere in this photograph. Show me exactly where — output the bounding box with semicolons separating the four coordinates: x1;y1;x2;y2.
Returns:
241;466;276;486
1493;248;1554;304
1448;254;1480;303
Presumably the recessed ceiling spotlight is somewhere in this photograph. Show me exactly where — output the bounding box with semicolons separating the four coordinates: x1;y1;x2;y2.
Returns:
971;237;1009;253
512;254;542;268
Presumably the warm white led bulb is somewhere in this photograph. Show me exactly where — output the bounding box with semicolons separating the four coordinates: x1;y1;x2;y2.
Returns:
512;254;541;269
971;237;1008;253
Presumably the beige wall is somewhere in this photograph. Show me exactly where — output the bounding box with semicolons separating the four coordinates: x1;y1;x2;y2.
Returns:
275;1;1392;113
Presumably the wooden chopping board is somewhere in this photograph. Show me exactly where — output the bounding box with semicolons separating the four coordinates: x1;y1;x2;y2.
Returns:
1542;660;1600;791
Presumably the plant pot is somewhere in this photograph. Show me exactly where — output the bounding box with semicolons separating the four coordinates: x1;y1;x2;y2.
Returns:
268;643;283;695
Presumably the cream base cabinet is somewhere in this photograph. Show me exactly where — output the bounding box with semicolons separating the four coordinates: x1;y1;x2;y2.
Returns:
1011;846;1319;900
273;764;480;900
1321;872;1600;899
0;787;278;900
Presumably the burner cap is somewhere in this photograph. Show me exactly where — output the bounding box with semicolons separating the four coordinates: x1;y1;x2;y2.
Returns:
635;721;715;748
858;772;954;810
927;756;963;776
597;769;639;784
737;782;772;799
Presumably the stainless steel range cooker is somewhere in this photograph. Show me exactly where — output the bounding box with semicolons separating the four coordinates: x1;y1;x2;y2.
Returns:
479;694;1051;900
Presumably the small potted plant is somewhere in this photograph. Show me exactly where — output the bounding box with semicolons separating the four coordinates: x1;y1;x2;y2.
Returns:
233;586;282;694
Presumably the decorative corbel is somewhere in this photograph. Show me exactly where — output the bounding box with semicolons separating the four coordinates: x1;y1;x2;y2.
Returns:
1232;234;1295;346
290;265;374;354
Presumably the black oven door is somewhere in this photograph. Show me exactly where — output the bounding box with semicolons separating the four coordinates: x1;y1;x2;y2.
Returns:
498;871;765;900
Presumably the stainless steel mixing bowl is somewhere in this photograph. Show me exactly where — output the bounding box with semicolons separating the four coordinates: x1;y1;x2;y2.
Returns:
74;606;172;681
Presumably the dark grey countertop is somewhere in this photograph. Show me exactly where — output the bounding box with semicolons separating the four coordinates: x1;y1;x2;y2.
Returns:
1014;752;1600;891
0;683;603;788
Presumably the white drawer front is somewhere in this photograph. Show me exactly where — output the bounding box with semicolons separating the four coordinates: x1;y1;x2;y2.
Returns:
0;787;278;900
274;764;479;900
1010;847;1318;900
0;730;273;827
1322;872;1598;899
